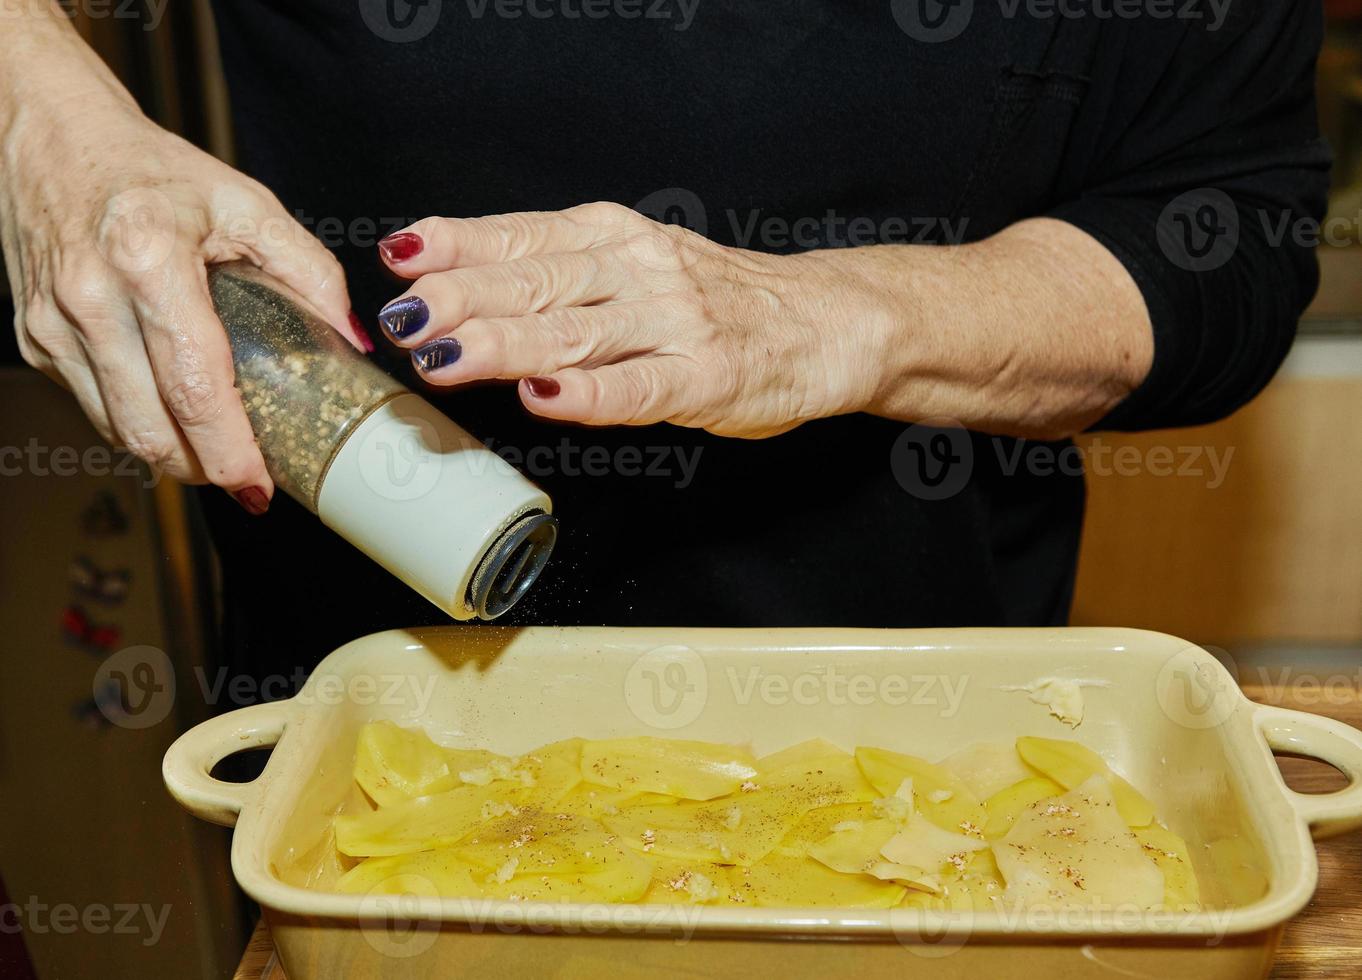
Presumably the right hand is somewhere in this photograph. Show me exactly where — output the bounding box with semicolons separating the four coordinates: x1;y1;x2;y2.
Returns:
0;95;363;510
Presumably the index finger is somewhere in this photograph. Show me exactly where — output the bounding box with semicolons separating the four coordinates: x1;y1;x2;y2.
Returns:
381;202;637;277
129;258;275;501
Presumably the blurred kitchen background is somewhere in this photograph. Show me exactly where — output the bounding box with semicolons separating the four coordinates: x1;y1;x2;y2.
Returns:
1;3;1360;978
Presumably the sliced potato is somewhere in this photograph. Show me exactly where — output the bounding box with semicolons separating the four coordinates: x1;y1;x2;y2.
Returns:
1015;736;1154;828
1134;823;1201;911
641;857;732;904
807;819;900;874
603;790;799;866
567;848;654;902
756;738;846;774
994;775;1164;910
337;730;1198;910
899;853;1003;912
760;752;878;809
337;848;482;895
336;782;520;857
879;816;990;883
732;853;905;909
938;741;1040;800
558;782;650;819
805;818;942;891
353;721;456;806
339;843;651;903
982;776;1064;839
336;754;580;857
854;747;986;834
453;811;623;875
963;847;1004;888
527;737;585;765
581;737;757;801
775;802;881;857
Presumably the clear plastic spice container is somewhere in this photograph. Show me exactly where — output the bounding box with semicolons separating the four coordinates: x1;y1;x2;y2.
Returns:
210;262;557;621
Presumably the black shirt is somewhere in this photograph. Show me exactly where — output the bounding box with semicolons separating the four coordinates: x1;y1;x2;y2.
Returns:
203;0;1329;677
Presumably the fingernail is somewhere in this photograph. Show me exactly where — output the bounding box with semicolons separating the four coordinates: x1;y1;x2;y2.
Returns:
525;376;561;399
413;337;462;373
347;310;375;353
379;232;424;264
378;296;429;340
232;486;270;516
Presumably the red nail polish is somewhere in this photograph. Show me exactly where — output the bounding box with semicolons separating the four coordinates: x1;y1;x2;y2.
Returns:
348;310;376;353
233;486;271;516
525;376;561;399
379;233;424;264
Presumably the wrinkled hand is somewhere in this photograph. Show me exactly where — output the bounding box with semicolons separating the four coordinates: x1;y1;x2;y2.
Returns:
377;202;889;438
0;98;360;507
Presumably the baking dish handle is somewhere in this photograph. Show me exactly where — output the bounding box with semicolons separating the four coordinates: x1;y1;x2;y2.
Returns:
1256;704;1362;840
162;701;291;828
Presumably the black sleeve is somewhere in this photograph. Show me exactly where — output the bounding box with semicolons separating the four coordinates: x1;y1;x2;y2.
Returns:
1047;0;1331;432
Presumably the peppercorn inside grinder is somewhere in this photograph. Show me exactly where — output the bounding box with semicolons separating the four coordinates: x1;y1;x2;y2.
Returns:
209;261;557;620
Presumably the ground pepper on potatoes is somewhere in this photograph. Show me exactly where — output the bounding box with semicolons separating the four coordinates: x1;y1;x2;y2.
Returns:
328;725;1205;911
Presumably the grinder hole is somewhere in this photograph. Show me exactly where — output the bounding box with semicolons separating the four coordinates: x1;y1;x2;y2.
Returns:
468;512;558;620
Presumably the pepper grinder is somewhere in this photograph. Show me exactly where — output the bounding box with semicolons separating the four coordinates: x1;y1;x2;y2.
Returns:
209;261;557;620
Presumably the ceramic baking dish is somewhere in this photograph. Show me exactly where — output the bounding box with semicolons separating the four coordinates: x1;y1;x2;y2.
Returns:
164;627;1362;979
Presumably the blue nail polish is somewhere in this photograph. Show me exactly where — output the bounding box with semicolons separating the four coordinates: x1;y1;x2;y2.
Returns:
413;337;462;372
379;296;429;339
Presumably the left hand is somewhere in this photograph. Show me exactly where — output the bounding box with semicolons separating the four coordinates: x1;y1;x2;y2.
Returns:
375;202;890;438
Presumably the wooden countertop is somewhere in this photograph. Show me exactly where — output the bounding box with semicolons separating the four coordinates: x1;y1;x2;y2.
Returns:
234;676;1362;980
